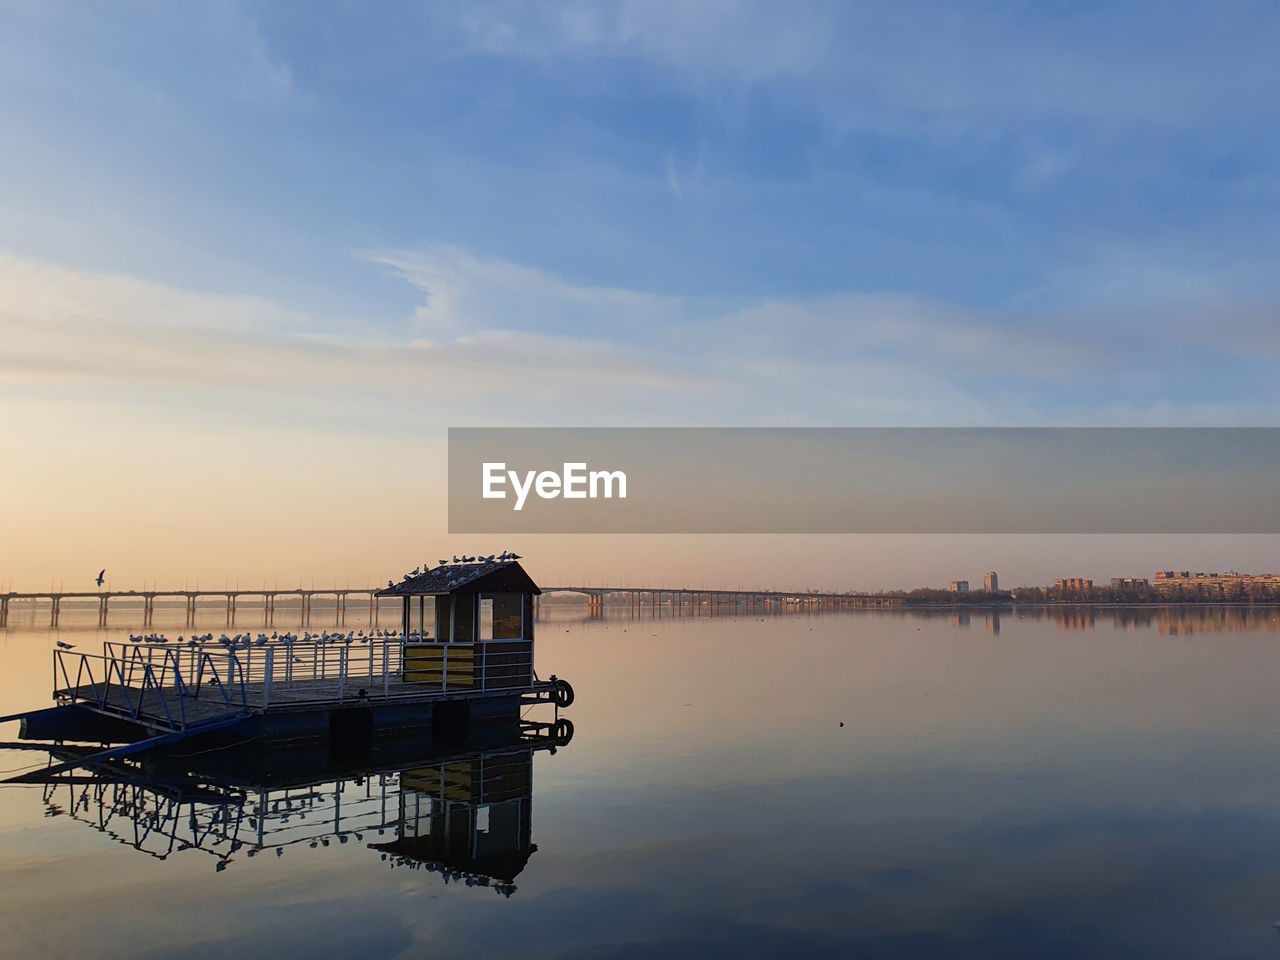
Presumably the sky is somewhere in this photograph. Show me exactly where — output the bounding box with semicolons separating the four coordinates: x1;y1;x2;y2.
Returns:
3;1;1280;591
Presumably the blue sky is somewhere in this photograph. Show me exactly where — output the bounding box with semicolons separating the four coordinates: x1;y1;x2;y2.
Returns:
3;1;1280;585
5;3;1280;356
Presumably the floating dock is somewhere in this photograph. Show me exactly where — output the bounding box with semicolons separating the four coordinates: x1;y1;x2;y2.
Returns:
5;558;573;780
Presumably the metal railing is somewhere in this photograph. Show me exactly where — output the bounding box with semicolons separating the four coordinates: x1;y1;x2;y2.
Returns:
54;645;247;730
56;638;538;720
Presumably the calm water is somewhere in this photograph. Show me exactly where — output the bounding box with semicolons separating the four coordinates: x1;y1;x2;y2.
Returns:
6;603;1280;958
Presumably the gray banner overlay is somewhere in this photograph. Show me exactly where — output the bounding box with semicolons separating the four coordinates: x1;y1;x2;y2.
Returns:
448;428;1280;533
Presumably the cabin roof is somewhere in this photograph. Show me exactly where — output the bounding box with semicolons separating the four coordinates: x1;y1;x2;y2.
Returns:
368;837;534;882
376;558;541;597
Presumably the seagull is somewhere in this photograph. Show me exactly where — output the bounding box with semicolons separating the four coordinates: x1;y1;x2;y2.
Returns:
387;580;394;589
56;640;75;650
438;560;447;566
95;569;105;587
453;555;460;563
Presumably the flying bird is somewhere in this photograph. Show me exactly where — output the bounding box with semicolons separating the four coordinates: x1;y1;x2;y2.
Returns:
95;569;105;587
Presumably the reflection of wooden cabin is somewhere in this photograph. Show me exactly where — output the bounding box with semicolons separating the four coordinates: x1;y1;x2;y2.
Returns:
32;722;565;890
373;748;535;888
376;559;541;695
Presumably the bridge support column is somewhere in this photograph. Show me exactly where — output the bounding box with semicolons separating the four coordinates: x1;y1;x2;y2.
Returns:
99;596;108;627
50;596;60;628
0;596;7;628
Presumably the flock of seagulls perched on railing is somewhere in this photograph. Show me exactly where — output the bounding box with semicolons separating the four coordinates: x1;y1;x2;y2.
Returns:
114;629;424;648
388;551;522;589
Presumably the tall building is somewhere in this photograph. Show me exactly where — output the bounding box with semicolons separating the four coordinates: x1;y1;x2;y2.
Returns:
984;571;998;592
1110;577;1149;590
1054;578;1093;591
950;580;969;593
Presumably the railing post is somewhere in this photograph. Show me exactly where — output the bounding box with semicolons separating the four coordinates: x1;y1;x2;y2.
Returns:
338;646;346;701
383;640;390;699
263;647;274;710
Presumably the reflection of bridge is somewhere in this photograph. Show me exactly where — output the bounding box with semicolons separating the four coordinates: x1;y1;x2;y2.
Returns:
538;587;902;617
0;585;901;628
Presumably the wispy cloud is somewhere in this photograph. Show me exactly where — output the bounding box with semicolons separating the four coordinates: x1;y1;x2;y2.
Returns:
6;249;1280;430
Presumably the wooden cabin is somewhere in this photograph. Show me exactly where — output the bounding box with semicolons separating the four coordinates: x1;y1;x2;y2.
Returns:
375;559;541;695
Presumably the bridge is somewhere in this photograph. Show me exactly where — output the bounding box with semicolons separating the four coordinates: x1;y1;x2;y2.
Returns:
0;587;385;629
537;586;902;617
0;585;901;628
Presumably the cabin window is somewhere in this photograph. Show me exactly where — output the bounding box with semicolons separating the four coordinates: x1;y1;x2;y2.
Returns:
488;594;523;640
476;804;490;833
480;598;493;640
407;597;437;637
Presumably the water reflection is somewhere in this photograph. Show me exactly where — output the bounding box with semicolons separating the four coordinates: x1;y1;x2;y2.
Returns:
33;721;571;895
11;607;1280;956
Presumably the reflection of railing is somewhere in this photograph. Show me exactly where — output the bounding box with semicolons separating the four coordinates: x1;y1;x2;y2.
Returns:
54;646;247;730
36;722;568;887
43;772;399;868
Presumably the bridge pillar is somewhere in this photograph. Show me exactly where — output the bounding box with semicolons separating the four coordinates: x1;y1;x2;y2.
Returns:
0;596;7;628
99;595;108;627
